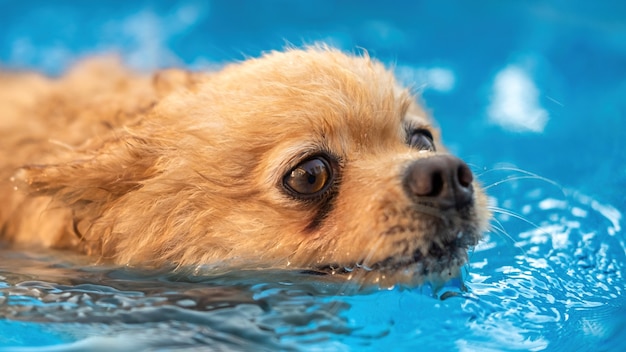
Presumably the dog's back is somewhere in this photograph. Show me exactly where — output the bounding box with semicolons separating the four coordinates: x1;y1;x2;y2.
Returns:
0;59;182;248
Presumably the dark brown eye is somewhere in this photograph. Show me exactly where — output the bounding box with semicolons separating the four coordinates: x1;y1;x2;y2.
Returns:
408;129;435;151
284;157;332;196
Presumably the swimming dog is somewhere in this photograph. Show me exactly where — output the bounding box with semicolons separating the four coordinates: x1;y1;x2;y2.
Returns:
0;47;490;286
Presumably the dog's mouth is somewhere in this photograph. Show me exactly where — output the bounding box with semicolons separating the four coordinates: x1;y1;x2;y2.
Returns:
309;231;477;285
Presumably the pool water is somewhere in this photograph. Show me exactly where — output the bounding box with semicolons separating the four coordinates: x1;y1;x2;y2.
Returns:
1;1;625;351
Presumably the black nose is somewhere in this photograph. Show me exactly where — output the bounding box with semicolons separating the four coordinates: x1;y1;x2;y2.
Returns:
403;155;474;210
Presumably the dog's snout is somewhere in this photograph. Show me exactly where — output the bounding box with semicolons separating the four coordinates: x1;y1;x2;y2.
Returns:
404;155;474;210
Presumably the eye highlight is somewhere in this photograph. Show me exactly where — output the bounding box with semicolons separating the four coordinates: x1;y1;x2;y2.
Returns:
407;129;436;151
284;157;333;197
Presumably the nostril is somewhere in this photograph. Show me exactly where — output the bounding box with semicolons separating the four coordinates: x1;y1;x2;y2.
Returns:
430;171;444;197
408;162;445;198
412;171;432;196
457;164;473;188
454;162;474;209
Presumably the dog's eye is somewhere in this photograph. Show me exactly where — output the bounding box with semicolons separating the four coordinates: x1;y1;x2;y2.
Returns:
284;157;332;196
408;129;436;151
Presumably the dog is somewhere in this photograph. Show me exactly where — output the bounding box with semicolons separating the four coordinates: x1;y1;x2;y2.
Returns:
0;46;490;286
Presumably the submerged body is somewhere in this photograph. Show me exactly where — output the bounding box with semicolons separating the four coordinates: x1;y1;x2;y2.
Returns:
0;47;490;285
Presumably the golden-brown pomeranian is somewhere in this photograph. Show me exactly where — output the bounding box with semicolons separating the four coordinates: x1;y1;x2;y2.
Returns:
0;46;490;286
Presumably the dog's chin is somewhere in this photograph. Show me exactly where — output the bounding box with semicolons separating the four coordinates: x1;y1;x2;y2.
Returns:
311;232;476;288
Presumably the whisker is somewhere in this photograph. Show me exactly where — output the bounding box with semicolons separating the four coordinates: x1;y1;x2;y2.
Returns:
483;175;557;190
489;206;539;228
474;166;538;177
476;167;566;194
488;217;519;246
488;218;528;257
489;206;554;239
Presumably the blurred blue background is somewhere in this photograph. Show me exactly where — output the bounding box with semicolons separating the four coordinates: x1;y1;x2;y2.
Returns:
1;0;624;210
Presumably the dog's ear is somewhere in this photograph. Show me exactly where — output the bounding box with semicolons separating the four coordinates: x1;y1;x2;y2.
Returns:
13;134;161;228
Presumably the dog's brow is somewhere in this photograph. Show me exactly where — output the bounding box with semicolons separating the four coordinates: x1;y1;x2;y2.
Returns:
398;91;412;119
393;98;412;127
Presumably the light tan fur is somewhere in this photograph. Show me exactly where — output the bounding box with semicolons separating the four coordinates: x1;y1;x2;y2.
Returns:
0;47;490;285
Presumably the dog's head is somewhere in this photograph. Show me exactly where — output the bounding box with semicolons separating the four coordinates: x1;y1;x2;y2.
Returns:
18;47;490;286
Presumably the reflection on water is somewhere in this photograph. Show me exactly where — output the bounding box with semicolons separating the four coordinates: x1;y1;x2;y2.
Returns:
1;171;624;351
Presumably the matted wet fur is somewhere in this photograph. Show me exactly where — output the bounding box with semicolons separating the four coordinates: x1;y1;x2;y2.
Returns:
0;46;490;286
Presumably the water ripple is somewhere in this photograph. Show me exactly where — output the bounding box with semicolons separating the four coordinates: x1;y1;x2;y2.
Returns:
1;180;625;351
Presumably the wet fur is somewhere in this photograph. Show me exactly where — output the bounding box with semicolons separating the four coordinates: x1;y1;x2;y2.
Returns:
0;47;490;285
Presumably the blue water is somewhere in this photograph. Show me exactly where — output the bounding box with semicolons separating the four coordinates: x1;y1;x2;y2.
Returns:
1;1;625;350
